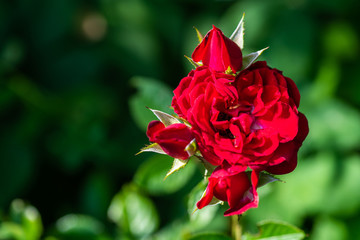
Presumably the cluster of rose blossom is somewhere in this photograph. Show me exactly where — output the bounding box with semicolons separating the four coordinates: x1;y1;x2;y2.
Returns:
143;18;308;216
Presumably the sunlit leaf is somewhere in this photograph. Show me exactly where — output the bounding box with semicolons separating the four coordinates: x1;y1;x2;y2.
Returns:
129;77;173;131
55;214;104;237
310;216;348;240
108;184;159;237
243;220;305;240
187;180;220;229
134;154;196;195
9;199;42;240
0;222;25;240
304;99;360;152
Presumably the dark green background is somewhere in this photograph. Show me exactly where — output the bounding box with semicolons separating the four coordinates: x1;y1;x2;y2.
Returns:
0;0;359;239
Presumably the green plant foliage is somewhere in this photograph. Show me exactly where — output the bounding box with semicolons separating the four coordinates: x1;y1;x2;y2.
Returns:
134;154;196;195
129;76;174;131
310;215;348;240
243;220;305;240
0;199;42;240
0;222;26;240
108;184;159;238
187;180;220;228
1;0;360;239
54;214;109;240
187;233;232;240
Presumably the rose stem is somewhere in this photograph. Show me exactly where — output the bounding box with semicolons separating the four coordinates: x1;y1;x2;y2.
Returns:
231;214;242;240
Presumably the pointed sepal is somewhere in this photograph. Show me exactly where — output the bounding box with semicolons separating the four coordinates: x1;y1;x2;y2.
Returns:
188;180;223;216
185;138;197;157
184;55;202;68
137;143;166;155
194;26;204;43
230;13;245;50
246;171;283;188
241;47;269;70
147;108;180;126
164;158;189;180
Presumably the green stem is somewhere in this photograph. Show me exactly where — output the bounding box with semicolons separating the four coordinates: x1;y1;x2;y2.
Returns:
231;215;242;240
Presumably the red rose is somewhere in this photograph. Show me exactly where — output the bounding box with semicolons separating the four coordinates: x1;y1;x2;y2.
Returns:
146;121;194;160
197;165;259;216
172;62;308;174
192;26;242;73
172;66;237;166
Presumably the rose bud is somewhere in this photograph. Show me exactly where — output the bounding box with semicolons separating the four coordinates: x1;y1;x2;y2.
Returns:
146;120;194;160
197;165;259;216
192;25;242;73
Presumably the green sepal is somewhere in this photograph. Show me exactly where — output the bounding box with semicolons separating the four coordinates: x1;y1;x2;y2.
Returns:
184;55;202;68
188;180;223;216
241;47;269;71
137;143;165;155
164;158;189;180
194;26;204;43
185;139;197;157
230;13;245;50
245;171;283;188
147;107;180;126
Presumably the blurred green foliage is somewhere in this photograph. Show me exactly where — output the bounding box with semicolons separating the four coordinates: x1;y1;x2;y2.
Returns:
0;0;360;239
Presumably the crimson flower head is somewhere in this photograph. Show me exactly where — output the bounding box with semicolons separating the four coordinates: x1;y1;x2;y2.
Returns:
146;121;194;160
192;25;243;73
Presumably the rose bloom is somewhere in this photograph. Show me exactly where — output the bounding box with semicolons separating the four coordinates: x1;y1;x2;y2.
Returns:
197;165;259;216
146;121;194;160
172;61;308;174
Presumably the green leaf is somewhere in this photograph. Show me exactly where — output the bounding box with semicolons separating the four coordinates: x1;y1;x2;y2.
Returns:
0;222;25;240
107;184;159;237
55;214;105;238
230;13;245;50
9;199;43;240
129;77;173;131
243;220;306;240
188;233;232;240
188;180;207;216
310;216;348;240
187;181;220;229
134;154;196;195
